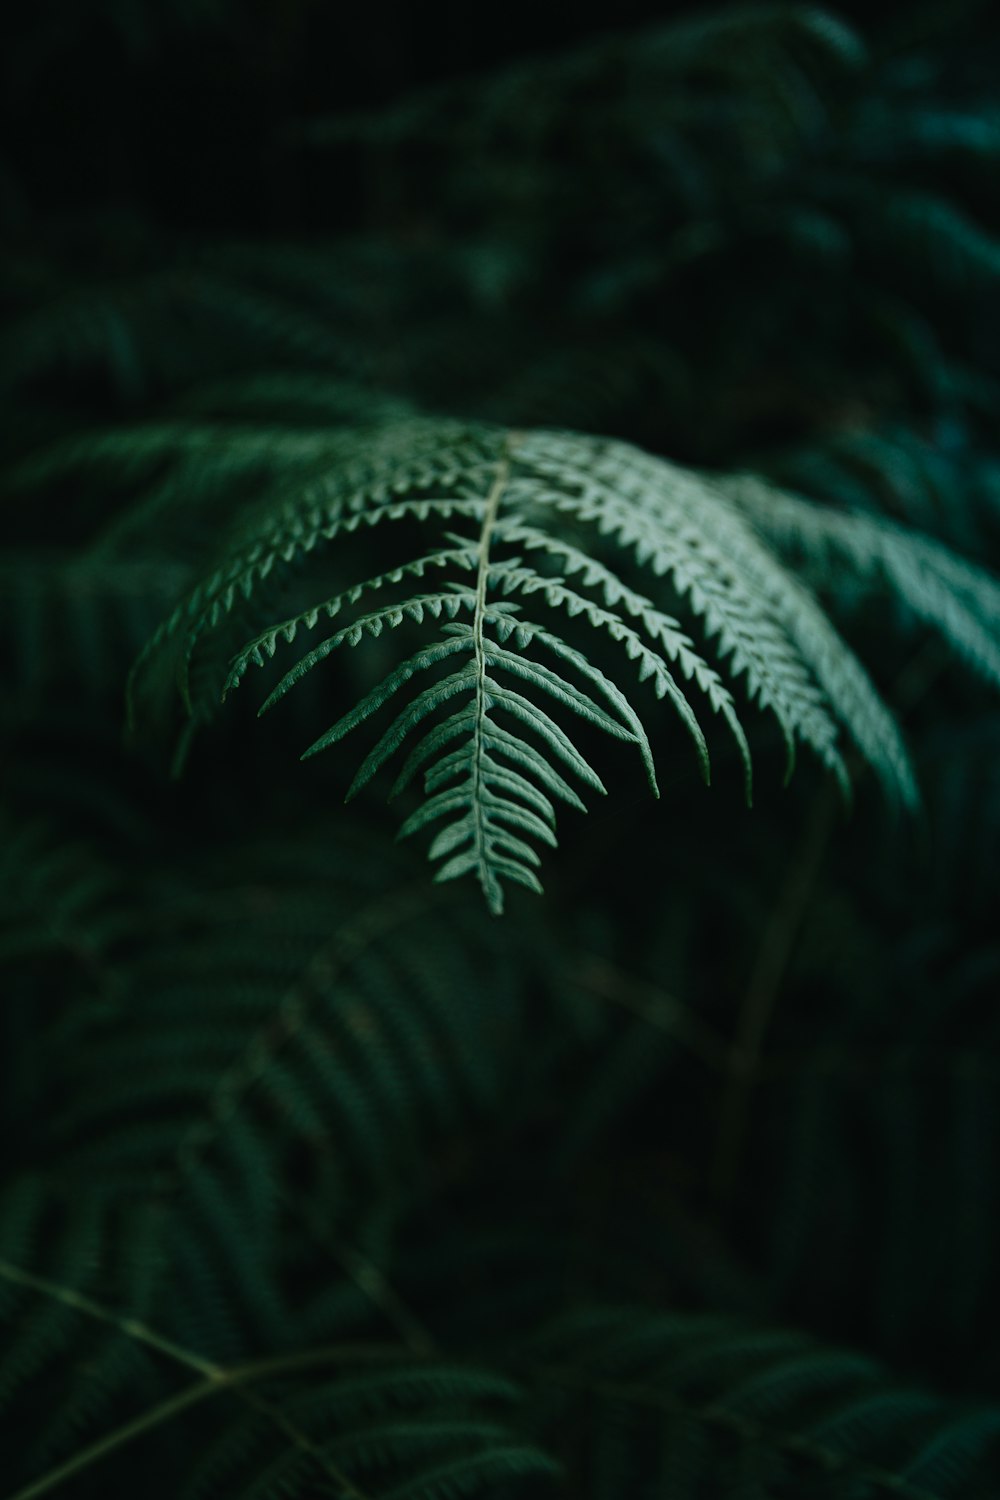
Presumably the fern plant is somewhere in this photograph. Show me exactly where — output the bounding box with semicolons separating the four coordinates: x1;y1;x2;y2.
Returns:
4;2;1000;1498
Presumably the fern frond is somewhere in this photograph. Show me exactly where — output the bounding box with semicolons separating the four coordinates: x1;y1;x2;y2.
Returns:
0;1179;166;1481
723;473;1000;689
174;372;416;427
0;241;376;399
530;1307;1000;1499
0;811;548;1486
52;859;523;1232
849;101;1000;172
0;1223;553;1500
0;551;190;698
181;1363;557;1500
765;424;990;552
123;415;1000;906
292;5;865;163
0;810;134;965
864;188;1000;296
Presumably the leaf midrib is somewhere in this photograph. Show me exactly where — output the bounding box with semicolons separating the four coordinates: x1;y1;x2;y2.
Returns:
470;447;512;912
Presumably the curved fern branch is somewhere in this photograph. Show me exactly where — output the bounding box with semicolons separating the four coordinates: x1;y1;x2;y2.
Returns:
0;1250;549;1500
530;1307;1000;1500
126;416;1000;911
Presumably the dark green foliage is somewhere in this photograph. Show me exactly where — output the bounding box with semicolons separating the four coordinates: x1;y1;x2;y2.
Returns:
3;2;1000;1497
528;1308;1000;1497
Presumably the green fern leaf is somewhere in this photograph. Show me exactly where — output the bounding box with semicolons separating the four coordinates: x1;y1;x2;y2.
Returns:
128;416;1000;907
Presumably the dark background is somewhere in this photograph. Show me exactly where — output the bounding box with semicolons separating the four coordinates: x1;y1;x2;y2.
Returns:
2;0;993;228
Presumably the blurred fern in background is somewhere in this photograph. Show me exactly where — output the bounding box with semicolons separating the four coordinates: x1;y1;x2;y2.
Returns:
3;1;1000;1495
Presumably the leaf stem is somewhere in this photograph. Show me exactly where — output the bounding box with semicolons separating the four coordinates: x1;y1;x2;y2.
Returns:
470;447;511;912
0;1256;402;1500
0;1257;218;1378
